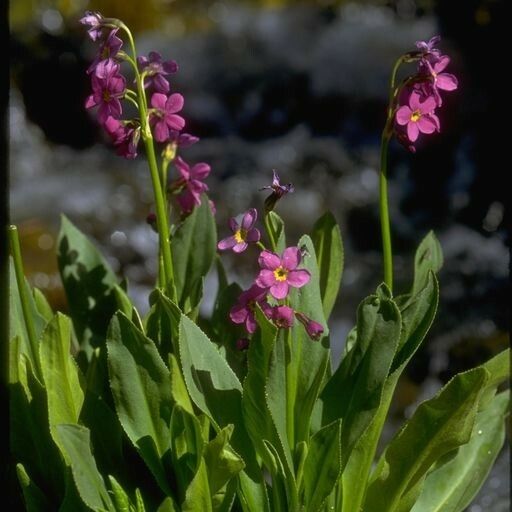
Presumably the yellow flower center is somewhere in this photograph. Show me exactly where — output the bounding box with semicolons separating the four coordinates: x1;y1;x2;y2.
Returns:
103;90;111;102
273;266;288;282
234;229;247;243
410;109;422;122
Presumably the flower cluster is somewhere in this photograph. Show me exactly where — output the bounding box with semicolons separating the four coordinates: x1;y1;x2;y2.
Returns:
394;36;458;151
218;174;324;349
81;11;209;215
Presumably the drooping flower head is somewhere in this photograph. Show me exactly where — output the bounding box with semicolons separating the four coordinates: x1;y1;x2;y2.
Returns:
85;61;126;124
230;284;270;334
395;90;439;143
419;55;458;106
260;170;294;213
415;35;441;60
256;247;311;300
218;208;261;253
150;93;185;142
79;11;105;41
295;312;324;341
173;156;210;213
104;117;140;159
138;51;178;94
87;29;123;75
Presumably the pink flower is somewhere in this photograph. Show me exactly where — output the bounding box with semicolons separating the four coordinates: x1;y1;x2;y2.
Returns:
395;91;439;143
256;247;311;300
415;35;441;61
85;61;126;124
87;29;123;75
295;312;324;341
270;305;294;329
150;93;185;142
138;51;178;94
230;284;269;334
260;170;294;213
420;55;458;105
173;156;210;213
218;209;261;253
104;117;140;159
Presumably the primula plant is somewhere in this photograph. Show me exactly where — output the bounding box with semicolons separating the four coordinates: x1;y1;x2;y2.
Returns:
9;13;509;512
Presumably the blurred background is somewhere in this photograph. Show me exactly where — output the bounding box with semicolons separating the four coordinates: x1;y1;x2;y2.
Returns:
9;1;508;510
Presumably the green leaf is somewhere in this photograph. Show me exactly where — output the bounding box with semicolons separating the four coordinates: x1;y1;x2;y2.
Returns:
478;348;510;408
156;497;178;512
302;420;342;512
364;367;489;512
267;211;286;253
39;313;85;442
108;475;131;512
412;231;443;296
182;458;212;512
169;353;194;415
16;463;51;512
289;236;330;446
56;424;113;511
32;287;53;321
411;390;509;512
172;196;216;309
322;291;401;466
311;211;344;319
204;425;245;495
9;258;46;379
57;215;119;353
106;312;173;495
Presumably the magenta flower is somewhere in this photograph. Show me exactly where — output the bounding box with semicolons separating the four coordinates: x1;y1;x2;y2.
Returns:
421;55;458;105
138;51;178;94
230;284;269;334
270;306;294;329
104;117;140;159
260;169;294;213
79;11;105;41
295;312;324;341
395;91;439;143
415;35;441;60
174;156;210;212
256;247;311;300
150;93;185;142
87;29;123;75
218;209;261;253
85;62;126;124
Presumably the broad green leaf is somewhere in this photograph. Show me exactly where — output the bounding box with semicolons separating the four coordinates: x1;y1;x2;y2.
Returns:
288;236;330;446
16;463;50;512
364;367;489;512
411;390;509;512
204;425;245;495
169;353;194;414
9;258;46;379
157;497;179;512
172;196;216;309
40;313;84;443
302;420;341;512
107;312;173;495
182;458;212;512
478;348;510;408
56;424;113;511
32;287;53;321
57;215;119;353
322;290;401;466
60;469;90;512
311;211;344;319
412;231;443;296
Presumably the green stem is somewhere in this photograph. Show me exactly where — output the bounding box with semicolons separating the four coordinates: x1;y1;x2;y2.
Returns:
285;326;295;453
120;23;177;301
379;133;393;292
264;213;277;252
8;225;42;379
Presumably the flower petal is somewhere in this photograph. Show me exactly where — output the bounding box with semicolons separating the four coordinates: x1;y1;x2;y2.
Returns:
419;95;437;113
270;281;289;300
417;116;437;134
433;55;450;73
154;120;169;142
245;313;257;334
175;156;190;179
166;93;184;114
245;228;261;243
229;217;239;233
436;73;458;91
153;74;170;94
282;246;300;270
396;106;412;125
409;91;422;110
190;162;211;180
287;269;311;288
407;122;419;142
218;236;237;251
85;94;96;109
166;114;185;131
256;269;276;288
241;208;257;230
258;250;280;270
233;242;248;253
151;92;167;110
230;304;248;324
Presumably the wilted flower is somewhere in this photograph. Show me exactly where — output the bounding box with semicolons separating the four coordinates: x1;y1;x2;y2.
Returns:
104;117;140;159
218;209;261;253
230;284;269;334
256;247;310;300
79;11;105;41
260;170;294;213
